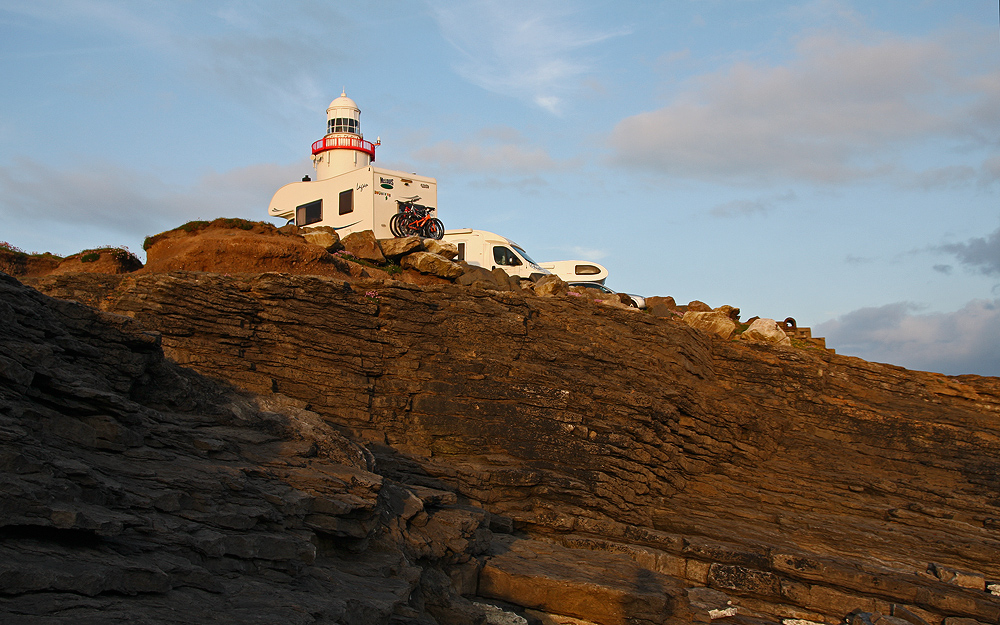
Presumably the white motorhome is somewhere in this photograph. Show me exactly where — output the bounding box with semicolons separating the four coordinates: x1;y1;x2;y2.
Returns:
268;167;437;239
443;229;551;280
537;260;608;284
267;92;438;238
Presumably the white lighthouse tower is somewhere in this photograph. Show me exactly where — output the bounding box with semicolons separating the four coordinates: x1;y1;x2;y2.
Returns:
311;91;377;180
267;92;438;237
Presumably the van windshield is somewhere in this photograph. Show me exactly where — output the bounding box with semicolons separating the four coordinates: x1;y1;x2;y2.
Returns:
511;245;537;265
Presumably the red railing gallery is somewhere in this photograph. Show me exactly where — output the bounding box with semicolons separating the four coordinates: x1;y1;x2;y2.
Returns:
311;136;377;159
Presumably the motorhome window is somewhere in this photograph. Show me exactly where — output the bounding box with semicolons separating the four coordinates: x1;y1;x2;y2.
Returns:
575;264;600;275
296;200;322;226
511;245;537;265
493;246;522;266
456;242;465;261
339;189;353;215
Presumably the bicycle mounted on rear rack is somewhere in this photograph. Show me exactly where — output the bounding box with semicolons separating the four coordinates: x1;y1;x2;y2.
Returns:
389;201;444;240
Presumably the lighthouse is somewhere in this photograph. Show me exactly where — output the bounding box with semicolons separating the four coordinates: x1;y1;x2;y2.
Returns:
311;91;378;180
267;92;438;238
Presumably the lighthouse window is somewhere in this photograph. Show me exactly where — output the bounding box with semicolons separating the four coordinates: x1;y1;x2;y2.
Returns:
327;118;359;134
296;200;323;226
339;189;353;215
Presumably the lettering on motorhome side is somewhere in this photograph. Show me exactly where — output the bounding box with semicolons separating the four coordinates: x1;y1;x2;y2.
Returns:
380;177;394;189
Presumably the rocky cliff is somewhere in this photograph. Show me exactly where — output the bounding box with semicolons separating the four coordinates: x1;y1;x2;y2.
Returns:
11;266;999;625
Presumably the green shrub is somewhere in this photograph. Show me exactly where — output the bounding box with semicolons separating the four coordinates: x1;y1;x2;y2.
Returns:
81;252;100;263
179;220;210;233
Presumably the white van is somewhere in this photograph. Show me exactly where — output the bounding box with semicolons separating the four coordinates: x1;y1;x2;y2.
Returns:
443;229;551;280
537;260;608;285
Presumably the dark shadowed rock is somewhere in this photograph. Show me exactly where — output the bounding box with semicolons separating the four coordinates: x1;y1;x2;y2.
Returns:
18;269;1000;625
0;272;498;624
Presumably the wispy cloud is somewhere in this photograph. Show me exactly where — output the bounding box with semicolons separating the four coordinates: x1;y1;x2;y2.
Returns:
0;0;173;45
609;25;1000;186
710;190;797;218
935;226;1000;276
426;0;629;113
817;299;1000;376
1;1;349;117
182;3;352;115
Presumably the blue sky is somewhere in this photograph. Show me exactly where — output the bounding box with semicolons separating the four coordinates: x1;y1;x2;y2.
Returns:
1;0;998;376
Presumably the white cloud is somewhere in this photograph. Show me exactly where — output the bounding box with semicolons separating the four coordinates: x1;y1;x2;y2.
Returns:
0;157;306;252
410;126;568;175
427;0;628;113
609;27;1000;186
816;299;1000;377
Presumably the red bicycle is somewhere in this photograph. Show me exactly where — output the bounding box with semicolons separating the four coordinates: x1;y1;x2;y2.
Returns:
389;202;444;239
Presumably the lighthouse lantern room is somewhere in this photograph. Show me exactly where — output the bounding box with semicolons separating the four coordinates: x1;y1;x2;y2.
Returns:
267;92;438;238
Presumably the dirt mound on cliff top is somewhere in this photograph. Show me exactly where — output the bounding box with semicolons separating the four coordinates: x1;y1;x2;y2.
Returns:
0;245;62;277
0;243;141;277
139;218;354;277
51;247;144;275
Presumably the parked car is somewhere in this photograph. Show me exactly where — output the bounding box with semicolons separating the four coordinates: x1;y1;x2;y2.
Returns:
568;282;645;309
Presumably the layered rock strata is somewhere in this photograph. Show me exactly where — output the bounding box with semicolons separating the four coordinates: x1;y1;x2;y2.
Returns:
0;274;506;623
20;270;1000;625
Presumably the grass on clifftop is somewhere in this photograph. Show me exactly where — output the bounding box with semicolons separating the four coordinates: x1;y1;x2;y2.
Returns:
73;246;141;265
143;218;275;251
0;241;63;260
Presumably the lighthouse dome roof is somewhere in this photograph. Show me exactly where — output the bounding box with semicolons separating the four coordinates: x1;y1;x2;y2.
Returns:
328;91;358;112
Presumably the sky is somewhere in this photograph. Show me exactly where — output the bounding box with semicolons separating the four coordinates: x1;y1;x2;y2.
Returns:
1;0;998;377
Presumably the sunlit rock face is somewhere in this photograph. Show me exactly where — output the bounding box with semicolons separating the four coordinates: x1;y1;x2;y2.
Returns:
12;268;1000;625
